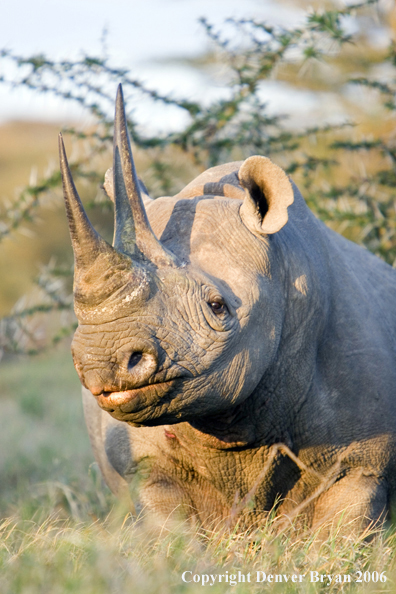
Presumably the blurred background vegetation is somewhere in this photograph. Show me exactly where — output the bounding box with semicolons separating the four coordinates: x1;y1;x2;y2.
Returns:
2;1;396;591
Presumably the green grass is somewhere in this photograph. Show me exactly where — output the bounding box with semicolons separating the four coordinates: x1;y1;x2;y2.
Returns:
0;347;112;519
1;348;396;593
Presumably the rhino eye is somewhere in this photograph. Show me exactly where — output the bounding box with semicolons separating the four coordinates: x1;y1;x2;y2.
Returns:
209;300;228;315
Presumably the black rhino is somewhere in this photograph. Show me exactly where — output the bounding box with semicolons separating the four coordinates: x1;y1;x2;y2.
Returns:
59;85;396;531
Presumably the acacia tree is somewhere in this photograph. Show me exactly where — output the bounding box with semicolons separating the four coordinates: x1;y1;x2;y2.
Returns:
1;0;395;356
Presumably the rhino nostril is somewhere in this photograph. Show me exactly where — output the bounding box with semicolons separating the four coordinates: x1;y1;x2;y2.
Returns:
128;351;143;371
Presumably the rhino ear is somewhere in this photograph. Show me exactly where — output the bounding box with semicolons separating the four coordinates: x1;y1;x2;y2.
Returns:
238;156;294;235
103;167;153;206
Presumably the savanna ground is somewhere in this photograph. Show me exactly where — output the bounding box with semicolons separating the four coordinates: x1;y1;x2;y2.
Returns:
0;124;395;594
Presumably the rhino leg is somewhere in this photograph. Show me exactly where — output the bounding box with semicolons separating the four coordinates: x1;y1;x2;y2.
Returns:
311;468;388;531
82;387;135;503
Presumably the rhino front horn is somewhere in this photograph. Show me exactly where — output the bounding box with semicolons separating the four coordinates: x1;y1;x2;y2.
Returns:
59;133;114;271
113;84;178;267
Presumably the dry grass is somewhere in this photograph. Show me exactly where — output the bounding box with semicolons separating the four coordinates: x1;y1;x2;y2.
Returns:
1;502;396;593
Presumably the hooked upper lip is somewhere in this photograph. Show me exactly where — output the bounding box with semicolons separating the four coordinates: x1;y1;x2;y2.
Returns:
95;378;179;414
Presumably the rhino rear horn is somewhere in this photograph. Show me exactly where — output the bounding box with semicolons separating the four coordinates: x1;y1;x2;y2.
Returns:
238;156;294;235
113;84;178;267
59;133;114;271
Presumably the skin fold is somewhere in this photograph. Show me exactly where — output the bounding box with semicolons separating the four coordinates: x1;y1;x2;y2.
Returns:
61;86;396;532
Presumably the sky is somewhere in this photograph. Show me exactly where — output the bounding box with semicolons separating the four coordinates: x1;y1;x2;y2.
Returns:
0;0;305;128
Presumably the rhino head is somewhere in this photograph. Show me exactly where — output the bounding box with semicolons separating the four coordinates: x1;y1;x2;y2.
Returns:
60;85;295;430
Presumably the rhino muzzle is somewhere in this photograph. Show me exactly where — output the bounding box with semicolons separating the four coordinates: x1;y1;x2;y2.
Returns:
78;346;158;397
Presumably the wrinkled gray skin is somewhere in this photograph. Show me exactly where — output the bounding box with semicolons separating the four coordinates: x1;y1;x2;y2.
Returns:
60;86;396;531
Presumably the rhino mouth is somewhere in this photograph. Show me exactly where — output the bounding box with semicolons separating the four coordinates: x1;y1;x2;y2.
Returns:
95;379;179;415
